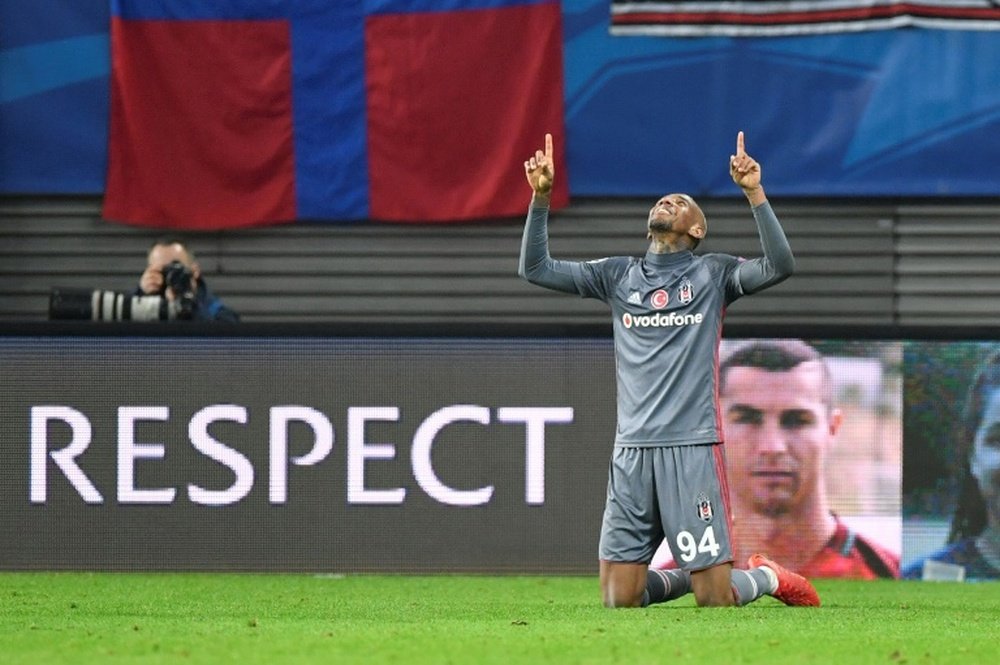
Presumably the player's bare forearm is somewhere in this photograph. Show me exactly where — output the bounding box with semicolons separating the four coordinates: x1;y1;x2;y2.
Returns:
532;191;552;207
743;185;766;208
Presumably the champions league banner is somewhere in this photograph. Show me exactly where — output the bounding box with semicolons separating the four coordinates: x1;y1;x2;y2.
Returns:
611;1;1000;37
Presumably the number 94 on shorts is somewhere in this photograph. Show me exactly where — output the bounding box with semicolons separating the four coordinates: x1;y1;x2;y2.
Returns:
598;444;734;570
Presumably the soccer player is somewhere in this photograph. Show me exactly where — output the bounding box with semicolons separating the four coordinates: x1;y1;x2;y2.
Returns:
717;339;899;578
519;132;818;608
903;348;1000;580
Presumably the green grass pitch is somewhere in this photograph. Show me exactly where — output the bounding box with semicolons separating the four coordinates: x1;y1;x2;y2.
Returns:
1;573;997;664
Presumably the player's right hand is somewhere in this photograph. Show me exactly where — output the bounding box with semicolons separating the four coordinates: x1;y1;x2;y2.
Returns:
525;133;555;195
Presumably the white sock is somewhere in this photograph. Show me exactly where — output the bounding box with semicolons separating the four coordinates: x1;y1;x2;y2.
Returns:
760;565;779;594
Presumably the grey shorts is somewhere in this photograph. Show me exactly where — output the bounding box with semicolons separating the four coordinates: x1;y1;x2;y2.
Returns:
598;444;733;571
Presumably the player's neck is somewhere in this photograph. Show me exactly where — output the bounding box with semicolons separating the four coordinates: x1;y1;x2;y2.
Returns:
648;240;691;254
647;232;695;254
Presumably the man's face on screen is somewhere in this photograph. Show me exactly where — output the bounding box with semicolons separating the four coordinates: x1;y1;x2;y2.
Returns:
722;361;840;518
972;387;1000;526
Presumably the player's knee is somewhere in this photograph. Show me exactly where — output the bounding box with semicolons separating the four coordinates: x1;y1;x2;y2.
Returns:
602;592;643;608
601;585;644;608
691;565;737;607
599;560;648;608
692;586;736;607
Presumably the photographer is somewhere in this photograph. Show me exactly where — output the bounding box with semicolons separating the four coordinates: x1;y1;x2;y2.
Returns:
136;238;239;322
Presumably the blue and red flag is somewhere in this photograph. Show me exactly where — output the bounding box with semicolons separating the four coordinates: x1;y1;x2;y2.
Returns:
103;0;568;229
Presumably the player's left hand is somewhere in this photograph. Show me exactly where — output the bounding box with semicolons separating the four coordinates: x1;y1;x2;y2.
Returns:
729;131;761;193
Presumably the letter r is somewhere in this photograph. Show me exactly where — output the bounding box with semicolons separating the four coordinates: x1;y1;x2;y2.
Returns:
30;406;102;503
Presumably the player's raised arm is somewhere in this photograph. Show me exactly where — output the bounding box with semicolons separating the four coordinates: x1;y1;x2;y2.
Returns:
525;133;555;201
518;133;578;293
731;131;794;293
730;131;766;208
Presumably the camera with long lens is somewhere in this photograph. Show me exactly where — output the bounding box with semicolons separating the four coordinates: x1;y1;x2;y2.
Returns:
161;260;196;320
48;260;197;322
49;289;184;321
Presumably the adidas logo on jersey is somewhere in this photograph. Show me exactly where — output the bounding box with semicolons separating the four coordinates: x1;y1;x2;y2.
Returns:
627;292;642;305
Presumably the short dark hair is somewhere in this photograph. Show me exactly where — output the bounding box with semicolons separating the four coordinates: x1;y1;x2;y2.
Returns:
720;339;832;407
149;237;195;263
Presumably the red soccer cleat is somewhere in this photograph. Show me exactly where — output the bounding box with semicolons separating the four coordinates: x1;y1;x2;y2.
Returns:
748;553;821;607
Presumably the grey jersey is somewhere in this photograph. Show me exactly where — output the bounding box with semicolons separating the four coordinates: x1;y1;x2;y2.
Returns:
519;199;793;448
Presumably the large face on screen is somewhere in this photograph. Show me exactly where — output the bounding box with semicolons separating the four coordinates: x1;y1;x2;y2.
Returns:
722;361;839;517
971;387;1000;524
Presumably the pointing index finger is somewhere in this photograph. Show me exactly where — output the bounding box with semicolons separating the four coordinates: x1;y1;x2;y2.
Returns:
545;133;553;161
736;131;745;157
